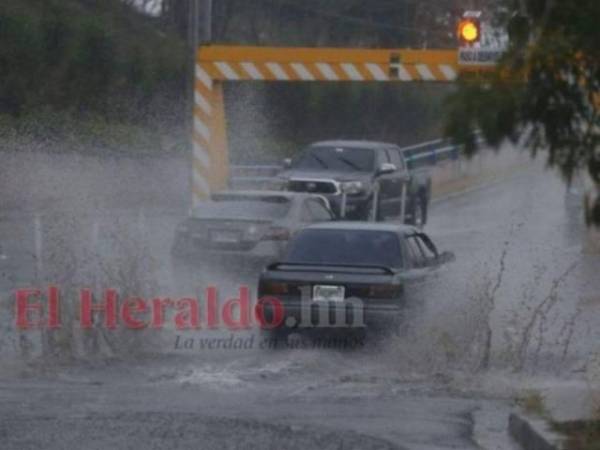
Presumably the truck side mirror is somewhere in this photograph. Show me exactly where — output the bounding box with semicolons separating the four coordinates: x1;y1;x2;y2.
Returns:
376;163;397;177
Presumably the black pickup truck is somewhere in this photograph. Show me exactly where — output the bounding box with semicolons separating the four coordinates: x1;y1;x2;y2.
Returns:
277;140;431;226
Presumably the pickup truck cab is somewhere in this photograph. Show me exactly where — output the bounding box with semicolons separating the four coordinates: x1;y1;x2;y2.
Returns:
278;140;431;226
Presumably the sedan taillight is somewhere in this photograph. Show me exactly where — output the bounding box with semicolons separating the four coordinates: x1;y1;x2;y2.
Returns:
261;227;291;241
367;284;403;299
346;284;403;300
260;281;290;295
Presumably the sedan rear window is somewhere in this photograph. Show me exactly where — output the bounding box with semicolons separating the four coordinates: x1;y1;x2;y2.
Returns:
285;229;403;268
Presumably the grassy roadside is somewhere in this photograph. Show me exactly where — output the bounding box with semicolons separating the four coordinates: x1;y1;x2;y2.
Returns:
553;420;600;450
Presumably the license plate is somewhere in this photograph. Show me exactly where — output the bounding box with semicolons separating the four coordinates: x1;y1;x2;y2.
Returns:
313;285;345;302
210;230;240;243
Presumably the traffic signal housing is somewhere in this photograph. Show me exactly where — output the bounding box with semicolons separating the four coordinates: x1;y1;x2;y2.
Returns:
458;12;482;46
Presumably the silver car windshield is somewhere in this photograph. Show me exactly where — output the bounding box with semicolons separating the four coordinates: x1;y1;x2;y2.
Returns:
193;197;292;220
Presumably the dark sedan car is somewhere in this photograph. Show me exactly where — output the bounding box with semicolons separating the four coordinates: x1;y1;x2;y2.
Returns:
256;222;454;340
171;191;335;266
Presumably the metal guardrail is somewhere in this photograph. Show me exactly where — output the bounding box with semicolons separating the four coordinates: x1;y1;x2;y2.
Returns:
230;165;282;190
229;137;476;190
401;138;459;170
402;134;485;168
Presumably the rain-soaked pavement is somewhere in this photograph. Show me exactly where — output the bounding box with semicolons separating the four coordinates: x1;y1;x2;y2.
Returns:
0;155;598;449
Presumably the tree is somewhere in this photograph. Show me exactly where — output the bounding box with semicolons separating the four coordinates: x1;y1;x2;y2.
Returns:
445;0;600;225
0;0;186;123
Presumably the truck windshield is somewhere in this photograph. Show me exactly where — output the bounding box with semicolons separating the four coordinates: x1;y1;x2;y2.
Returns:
292;146;375;172
285;229;403;268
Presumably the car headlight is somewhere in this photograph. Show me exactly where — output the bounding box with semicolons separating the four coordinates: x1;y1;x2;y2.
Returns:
341;181;365;195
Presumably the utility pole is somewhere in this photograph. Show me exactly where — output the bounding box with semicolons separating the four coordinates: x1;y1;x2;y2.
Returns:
187;0;199;130
187;0;212;121
187;0;199;207
204;0;213;43
187;0;212;209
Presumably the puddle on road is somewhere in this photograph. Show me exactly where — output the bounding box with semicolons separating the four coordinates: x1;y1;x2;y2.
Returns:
1;162;598;408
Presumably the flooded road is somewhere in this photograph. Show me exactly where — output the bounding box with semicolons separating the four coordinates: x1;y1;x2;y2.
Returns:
0;156;597;449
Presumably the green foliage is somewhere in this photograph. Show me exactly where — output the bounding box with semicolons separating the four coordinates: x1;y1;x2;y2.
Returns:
553;420;600;450
219;0;459;49
445;0;600;223
0;0;186;121
516;390;549;417
227;82;451;163
0;0;459;157
445;79;523;156
0;108;171;155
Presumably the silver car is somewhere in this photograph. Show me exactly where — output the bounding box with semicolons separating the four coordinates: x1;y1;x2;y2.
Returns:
171;191;335;266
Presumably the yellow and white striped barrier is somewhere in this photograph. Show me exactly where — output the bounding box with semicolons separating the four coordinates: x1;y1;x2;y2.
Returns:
192;45;462;206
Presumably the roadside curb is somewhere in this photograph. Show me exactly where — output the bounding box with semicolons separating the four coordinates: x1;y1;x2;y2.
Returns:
508;412;565;450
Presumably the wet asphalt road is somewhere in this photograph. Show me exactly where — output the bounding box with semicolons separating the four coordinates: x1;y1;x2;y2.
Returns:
0;355;515;450
0;158;598;449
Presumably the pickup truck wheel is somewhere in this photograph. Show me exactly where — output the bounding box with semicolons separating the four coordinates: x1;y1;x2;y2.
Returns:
418;193;428;226
363;197;383;222
359;198;373;222
409;197;427;228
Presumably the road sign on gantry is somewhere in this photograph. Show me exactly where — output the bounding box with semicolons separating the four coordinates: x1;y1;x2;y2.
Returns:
192;45;460;206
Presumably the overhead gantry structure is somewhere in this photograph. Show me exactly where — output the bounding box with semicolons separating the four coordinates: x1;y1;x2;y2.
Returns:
191;41;495;206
